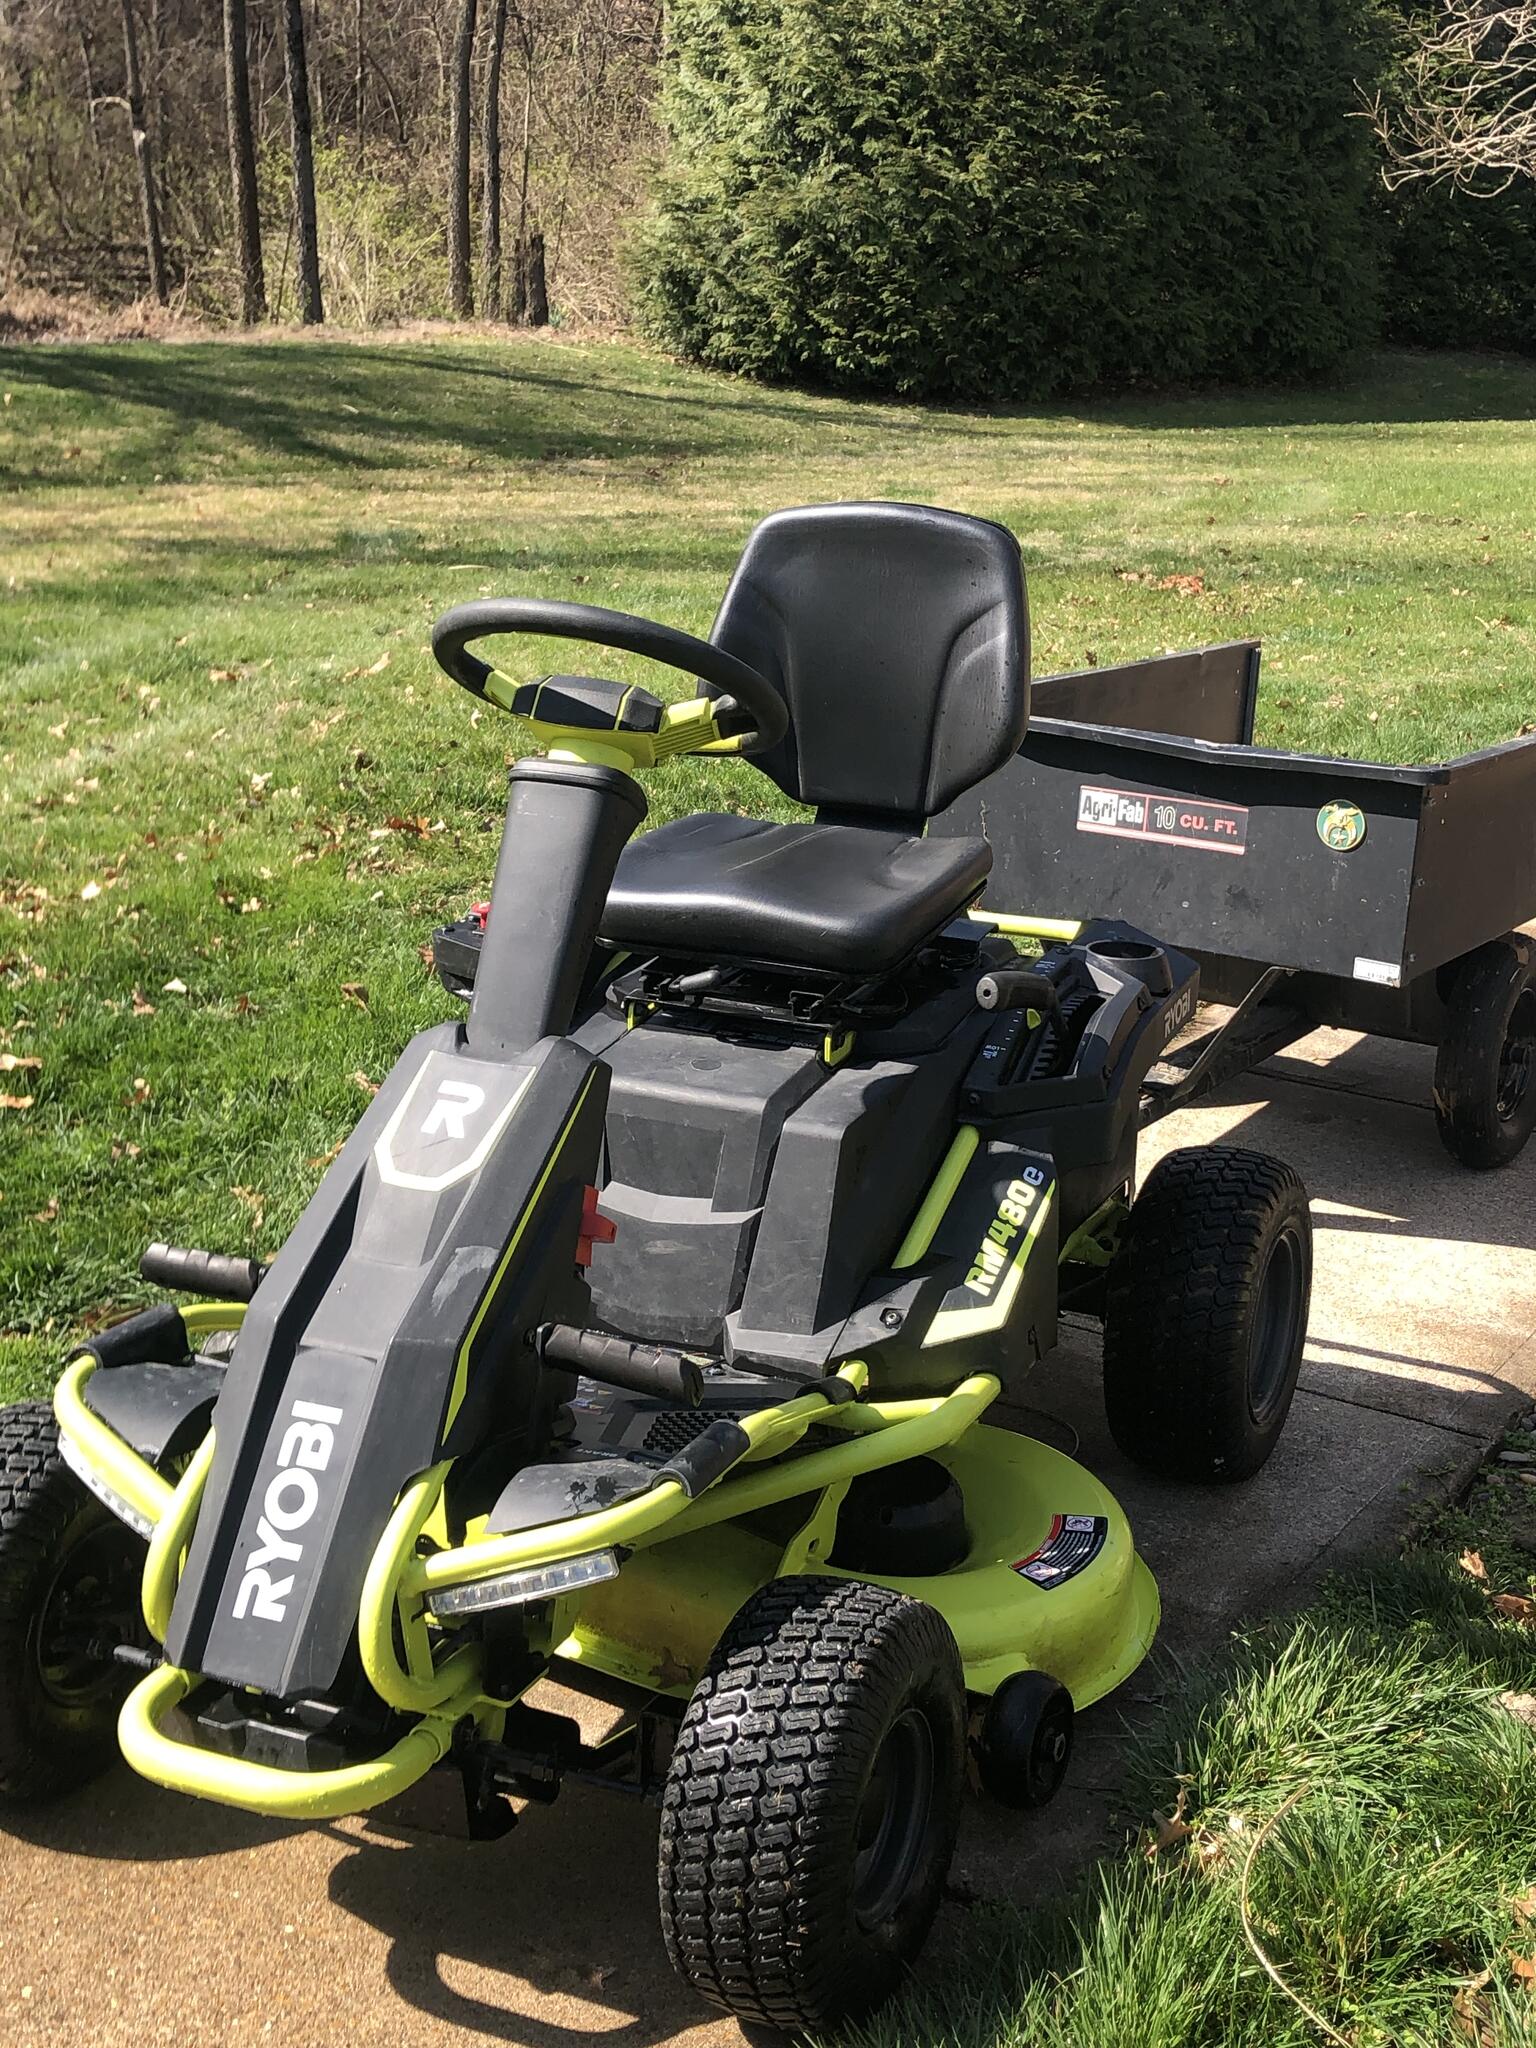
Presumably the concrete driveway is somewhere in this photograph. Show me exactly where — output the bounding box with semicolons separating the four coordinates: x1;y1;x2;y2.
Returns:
3;1028;1534;2048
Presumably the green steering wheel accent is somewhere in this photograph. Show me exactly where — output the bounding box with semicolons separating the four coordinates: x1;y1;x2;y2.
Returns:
431;597;788;758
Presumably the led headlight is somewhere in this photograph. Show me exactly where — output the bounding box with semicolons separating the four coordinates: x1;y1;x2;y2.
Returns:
58;1430;156;1542
429;1546;619;1621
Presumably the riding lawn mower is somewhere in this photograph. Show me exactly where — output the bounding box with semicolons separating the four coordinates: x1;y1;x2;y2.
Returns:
0;503;1311;2031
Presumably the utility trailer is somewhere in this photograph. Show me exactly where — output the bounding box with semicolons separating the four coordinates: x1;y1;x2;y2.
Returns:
936;641;1536;1169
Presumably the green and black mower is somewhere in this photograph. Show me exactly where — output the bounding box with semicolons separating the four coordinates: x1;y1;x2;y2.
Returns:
0;504;1312;2032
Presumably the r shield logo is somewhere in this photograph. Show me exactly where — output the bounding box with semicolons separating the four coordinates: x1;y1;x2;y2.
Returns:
421;1078;486;1141
374;1052;531;1192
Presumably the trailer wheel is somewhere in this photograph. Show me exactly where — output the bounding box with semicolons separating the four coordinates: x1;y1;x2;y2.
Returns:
1433;935;1536;1171
0;1402;145;1804
658;1575;964;2031
1102;1148;1311;1484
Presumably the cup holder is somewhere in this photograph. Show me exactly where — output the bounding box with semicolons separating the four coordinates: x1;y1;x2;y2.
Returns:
1085;936;1173;997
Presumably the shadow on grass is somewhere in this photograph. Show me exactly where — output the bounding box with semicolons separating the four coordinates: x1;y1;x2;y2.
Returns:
857;1538;1536;2048
7;344;1535;497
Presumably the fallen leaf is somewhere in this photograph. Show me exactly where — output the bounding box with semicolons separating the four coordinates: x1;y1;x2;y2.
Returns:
1460;1549;1488;1581
352;1069;380;1097
1512;1953;1536;1987
0;1094;34;1111
161;977;188;995
1510;1887;1536;1926
384;814;433;840
1498;1692;1536;1728
1453;1968;1496;2045
131;989;156;1015
234;993;255;1016
1155;572;1206;596
307;1139;344;1170
1144;1786;1193;1858
32;1197;58;1222
0;1053;40;1073
124;1077;151;1106
110;1141;142;1161
79;880;101;901
340;982;369;1010
1492;1593;1536;1626
231;1184;266;1229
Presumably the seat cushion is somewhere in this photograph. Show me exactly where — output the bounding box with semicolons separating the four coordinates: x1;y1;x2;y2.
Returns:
601;815;991;976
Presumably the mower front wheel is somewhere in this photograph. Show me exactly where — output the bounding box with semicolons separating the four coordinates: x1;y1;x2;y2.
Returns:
0;1401;146;1803
658;1575;965;2031
1102;1147;1312;1484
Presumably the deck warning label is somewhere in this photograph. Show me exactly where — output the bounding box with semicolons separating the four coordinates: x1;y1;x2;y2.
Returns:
1076;785;1249;855
1014;1514;1108;1589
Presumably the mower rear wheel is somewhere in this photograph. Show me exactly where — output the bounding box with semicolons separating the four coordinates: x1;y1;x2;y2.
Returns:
658;1575;965;2031
1434;935;1536;1170
1102;1147;1311;1484
0;1401;145;1803
973;1669;1075;1810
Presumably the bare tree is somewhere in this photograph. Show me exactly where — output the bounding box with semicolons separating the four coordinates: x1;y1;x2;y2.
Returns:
1374;4;1536;192
282;0;324;322
223;0;266;322
509;0;534;320
115;0;168;303
525;222;547;324
480;0;508;317
447;0;478;315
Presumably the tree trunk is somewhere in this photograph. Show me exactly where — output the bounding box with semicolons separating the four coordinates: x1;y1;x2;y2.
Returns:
222;0;266;324
526;226;547;326
447;0;477;318
510;27;533;322
353;0;365;145
75;16;110;209
117;0;168;305
282;0;324;323
479;0;507;320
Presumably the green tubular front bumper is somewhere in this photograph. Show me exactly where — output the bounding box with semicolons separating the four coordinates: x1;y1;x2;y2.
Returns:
55;1328;1155;1820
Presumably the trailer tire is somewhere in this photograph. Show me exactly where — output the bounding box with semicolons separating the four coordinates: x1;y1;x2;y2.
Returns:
1434;935;1536;1171
1102;1147;1311;1484
658;1575;964;2031
0;1402;145;1804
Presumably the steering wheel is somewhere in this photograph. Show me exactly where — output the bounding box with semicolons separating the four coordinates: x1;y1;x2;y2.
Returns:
431;598;788;755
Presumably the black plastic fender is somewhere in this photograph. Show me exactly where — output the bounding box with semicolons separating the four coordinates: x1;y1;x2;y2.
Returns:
81;1359;226;1467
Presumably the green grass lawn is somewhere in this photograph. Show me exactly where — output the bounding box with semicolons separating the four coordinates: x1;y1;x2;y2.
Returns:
3;337;1536;1391
2;336;1535;2041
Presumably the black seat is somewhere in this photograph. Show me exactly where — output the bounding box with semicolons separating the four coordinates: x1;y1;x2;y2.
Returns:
602;502;1030;977
604;815;992;975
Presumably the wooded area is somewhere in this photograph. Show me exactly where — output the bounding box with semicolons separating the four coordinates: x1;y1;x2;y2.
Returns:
0;0;660;326
1;1;1534;378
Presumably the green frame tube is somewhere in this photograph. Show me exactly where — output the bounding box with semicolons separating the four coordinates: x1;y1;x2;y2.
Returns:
118;1664;474;1820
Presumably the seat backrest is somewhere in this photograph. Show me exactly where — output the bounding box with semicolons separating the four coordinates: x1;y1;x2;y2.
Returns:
710;502;1029;823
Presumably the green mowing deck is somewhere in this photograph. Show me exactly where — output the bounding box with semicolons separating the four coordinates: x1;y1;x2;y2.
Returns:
2;337;1535;1391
